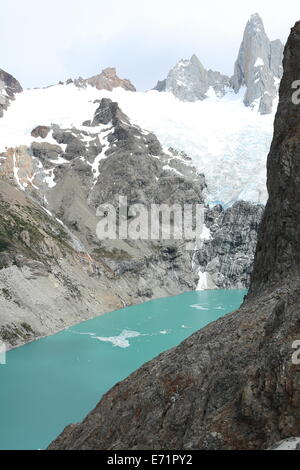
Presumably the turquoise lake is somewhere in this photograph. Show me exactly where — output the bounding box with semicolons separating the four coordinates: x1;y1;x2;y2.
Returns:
0;289;246;450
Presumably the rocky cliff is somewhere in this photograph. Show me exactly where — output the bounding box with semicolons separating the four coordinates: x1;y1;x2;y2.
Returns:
195;201;264;289
49;20;300;451
0;68;22;117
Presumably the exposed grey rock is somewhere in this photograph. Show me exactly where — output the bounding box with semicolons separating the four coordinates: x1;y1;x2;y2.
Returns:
49;20;300;451
154;54;230;101
0;68;22;117
230;13;283;114
31;142;64;165
195;201;264;288
31;126;51;139
91;97;129;126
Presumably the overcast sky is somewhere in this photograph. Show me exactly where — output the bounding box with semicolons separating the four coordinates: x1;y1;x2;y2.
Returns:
1;0;299;90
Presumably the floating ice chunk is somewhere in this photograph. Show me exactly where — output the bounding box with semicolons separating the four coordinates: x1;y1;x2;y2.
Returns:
93;329;140;348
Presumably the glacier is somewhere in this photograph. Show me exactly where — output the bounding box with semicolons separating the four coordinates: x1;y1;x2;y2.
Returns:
0;82;275;206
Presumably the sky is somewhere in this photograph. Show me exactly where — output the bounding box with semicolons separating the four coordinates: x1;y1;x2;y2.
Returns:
0;0;299;91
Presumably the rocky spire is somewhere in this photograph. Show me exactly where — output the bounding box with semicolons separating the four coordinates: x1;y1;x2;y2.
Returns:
153;54;230;101
0;68;22;117
230;13;283;114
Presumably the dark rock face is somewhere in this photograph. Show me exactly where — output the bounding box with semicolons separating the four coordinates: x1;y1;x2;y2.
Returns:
250;20;300;295
0;68;22;117
92;98;129;126
196;201;264;288
49;21;300;451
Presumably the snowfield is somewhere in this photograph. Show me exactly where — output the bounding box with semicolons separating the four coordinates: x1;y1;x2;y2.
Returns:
0;83;276;206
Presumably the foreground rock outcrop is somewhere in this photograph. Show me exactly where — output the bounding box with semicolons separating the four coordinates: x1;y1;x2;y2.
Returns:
49;21;300;451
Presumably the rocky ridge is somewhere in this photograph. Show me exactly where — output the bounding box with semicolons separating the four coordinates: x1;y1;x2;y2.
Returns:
62;67;136;92
49;20;300;451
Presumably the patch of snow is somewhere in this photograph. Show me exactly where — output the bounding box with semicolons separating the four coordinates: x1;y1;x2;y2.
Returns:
44;168;56;188
196;269;217;291
12;152;24;191
206;86;218;99
200;224;211;241
254;57;264;67
50;156;69;164
162;164;183;176
91;127;112;183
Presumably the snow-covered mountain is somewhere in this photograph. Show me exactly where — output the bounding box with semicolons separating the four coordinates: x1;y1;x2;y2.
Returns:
0;14;279;207
0;75;274;207
0;13;275;347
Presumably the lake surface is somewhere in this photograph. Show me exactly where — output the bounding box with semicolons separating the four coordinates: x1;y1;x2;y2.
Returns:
0;289;246;450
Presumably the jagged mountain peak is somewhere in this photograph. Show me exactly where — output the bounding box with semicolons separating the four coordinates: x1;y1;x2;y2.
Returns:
153;53;230;101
